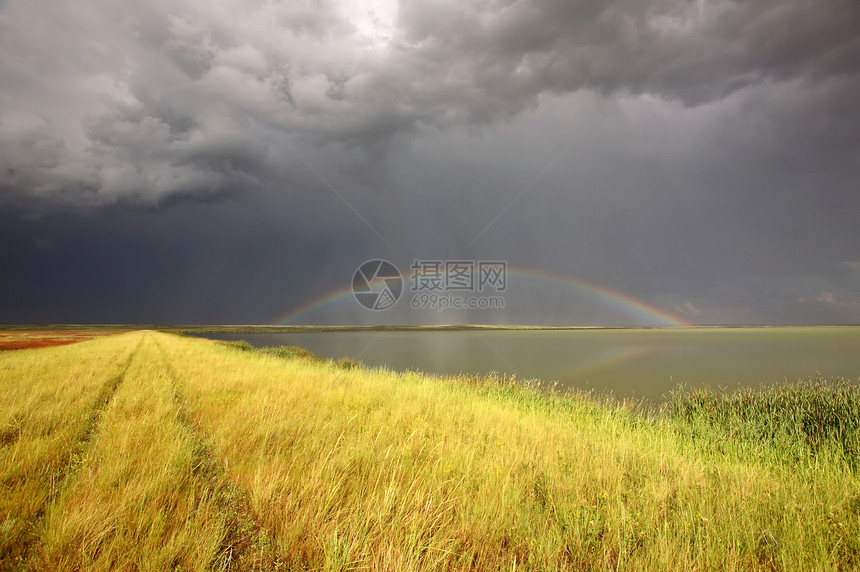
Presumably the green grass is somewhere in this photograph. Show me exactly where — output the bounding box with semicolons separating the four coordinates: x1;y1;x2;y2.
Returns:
668;378;860;468
1;331;859;570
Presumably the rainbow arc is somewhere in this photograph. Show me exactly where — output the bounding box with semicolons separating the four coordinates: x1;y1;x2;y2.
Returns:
273;265;691;327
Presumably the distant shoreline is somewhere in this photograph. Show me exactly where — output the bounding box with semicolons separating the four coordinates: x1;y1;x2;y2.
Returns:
1;323;859;333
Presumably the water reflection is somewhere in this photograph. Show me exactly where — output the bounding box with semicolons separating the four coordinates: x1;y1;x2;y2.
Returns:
193;327;860;401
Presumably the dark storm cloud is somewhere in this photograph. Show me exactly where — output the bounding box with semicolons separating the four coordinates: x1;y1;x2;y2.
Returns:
1;0;858;207
1;0;859;326
397;0;860;107
0;187;375;324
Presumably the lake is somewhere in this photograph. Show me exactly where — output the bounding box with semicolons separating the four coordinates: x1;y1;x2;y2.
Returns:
195;326;860;401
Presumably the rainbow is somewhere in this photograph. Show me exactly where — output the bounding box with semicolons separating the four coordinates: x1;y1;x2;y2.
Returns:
506;267;691;326
272;265;692;327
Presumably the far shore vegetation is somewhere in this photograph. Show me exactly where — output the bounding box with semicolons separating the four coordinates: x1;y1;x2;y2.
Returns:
6;323;859;334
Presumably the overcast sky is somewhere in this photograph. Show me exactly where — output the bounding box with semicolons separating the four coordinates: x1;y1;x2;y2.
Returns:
1;0;859;326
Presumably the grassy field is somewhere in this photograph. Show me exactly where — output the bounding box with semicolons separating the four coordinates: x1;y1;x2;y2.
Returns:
1;331;859;570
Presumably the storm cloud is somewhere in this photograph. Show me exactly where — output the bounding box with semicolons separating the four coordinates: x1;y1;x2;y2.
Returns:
1;0;859;325
1;0;858;206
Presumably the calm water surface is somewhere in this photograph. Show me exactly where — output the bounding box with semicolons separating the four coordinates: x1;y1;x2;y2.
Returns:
196;327;860;401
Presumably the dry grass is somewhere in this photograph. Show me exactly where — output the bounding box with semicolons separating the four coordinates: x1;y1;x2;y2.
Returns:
0;333;136;564
1;331;858;570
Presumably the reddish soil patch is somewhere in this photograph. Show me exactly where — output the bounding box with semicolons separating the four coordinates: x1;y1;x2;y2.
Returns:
0;339;83;350
0;331;124;351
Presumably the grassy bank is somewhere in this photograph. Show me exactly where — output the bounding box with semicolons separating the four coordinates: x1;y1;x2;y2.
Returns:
1;331;858;570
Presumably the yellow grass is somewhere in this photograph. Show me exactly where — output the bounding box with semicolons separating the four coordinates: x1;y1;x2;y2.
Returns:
1;331;858;570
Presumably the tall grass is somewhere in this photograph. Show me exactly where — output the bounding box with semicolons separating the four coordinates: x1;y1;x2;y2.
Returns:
0;334;137;565
37;335;238;570
1;331;859;570
668;378;860;468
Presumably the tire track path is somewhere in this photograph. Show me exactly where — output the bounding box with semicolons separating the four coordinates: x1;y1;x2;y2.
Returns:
0;332;142;569
35;332;237;569
151;334;271;571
